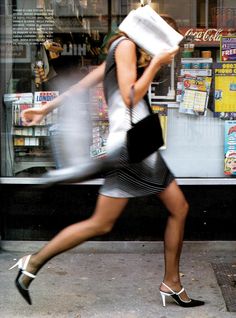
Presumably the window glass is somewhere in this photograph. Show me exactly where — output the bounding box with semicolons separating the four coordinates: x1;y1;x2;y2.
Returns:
1;0;109;177
1;0;236;179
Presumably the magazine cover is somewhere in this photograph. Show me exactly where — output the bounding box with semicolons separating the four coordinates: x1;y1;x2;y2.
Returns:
90;120;109;158
88;66;109;158
13;103;33;126
178;76;212;116
220;36;236;62
89;84;108;121
151;104;168;148
213;63;236;120
4;93;33;103
224;120;236;175
34;91;59;125
89;86;109;157
34;91;59;103
3;93;33;126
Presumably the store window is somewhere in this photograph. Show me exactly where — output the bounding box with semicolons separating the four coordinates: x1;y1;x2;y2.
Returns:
1;0;110;178
1;0;236;180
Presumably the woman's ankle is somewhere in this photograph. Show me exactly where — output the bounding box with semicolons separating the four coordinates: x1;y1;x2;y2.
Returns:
160;278;182;291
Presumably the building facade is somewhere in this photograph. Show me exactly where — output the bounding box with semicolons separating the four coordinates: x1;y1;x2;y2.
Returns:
1;0;236;240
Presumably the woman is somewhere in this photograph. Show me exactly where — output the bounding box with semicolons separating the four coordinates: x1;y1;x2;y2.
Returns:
9;31;204;308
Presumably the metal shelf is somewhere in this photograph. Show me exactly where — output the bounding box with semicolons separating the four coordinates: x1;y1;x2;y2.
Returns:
1;177;236;185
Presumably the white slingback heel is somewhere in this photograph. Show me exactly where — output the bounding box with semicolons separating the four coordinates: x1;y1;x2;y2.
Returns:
9;255;36;305
160;282;205;307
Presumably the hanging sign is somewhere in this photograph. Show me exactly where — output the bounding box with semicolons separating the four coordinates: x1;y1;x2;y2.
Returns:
179;28;236;45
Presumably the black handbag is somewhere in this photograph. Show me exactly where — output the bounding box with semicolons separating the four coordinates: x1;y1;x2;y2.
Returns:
126;86;164;163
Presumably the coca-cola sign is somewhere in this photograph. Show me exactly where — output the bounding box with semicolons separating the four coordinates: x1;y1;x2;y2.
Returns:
179;28;236;44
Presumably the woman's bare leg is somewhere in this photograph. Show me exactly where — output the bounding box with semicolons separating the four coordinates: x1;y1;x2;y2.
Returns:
21;195;129;287
158;180;190;300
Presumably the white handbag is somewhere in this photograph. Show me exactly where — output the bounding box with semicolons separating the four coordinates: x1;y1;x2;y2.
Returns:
118;5;183;56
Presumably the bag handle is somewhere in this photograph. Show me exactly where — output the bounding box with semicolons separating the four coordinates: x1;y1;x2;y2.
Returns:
129;85;153;127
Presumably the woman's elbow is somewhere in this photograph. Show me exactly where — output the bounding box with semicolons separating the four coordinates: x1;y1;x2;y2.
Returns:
122;95;132;107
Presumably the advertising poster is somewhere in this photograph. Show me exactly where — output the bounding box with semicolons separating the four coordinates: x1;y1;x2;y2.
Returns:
220;36;236;62
224;121;236;175
214;63;236;118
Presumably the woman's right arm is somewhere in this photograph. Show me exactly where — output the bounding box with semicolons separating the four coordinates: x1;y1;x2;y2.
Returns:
115;40;179;106
22;62;106;126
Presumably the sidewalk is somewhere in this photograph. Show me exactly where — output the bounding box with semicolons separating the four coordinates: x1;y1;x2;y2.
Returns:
1;241;236;318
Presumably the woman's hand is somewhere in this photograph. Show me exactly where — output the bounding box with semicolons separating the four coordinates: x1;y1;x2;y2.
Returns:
115;39;179;106
21;107;46;126
151;46;179;68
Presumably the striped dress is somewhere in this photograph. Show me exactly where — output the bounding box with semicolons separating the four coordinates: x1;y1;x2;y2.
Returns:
99;37;174;198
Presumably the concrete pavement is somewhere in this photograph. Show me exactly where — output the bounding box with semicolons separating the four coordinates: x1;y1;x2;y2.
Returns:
1;241;236;318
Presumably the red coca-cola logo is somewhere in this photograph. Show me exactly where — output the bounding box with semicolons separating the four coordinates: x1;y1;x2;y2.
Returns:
179;28;236;44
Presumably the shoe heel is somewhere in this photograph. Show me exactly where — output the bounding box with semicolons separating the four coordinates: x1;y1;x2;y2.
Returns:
160;291;166;307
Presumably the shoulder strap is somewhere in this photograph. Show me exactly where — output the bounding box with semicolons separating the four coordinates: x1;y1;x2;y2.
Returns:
143;93;153;113
110;36;129;51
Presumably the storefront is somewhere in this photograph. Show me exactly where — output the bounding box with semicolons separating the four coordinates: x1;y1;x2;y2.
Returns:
1;0;236;241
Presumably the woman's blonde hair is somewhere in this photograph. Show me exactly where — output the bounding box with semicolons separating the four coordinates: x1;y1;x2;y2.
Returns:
105;31;151;68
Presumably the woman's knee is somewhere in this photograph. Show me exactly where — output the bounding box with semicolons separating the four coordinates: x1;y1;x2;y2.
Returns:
89;196;128;236
166;197;189;220
181;199;189;218
159;181;189;218
172;198;189;220
88;217;116;236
